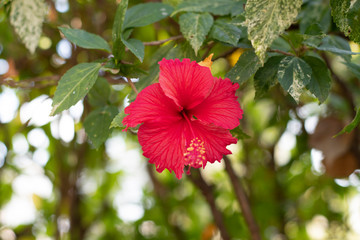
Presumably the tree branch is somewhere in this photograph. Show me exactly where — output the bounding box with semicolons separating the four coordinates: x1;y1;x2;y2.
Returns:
187;169;231;240
146;165;186;240
223;156;262;240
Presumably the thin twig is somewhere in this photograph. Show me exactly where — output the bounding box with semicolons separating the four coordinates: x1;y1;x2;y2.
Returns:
213;48;238;61
0;75;60;89
188;169;231;240
268;49;295;56
321;53;356;114
143;35;183;46
126;77;139;95
223;156;262;240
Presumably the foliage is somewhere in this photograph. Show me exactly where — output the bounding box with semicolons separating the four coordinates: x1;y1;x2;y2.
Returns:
1;0;360;239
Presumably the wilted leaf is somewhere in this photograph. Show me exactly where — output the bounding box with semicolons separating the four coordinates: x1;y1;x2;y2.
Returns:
84;106;118;148
331;0;360;44
245;0;302;64
59;27;111;52
179;12;213;54
123;3;173;29
277;56;312;103
9;0;48;53
303;56;331;103
51;63;102;116
226;50;261;85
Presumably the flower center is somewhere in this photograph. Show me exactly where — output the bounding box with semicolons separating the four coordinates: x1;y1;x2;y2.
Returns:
180;110;206;169
183;137;206;168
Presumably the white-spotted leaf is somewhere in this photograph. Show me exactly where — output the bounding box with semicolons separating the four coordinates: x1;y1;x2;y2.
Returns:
277;56;312;103
245;0;302;64
9;0;48;54
179;12;213;54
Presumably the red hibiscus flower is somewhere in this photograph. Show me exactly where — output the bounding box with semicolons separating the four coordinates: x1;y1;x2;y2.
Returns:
122;58;243;179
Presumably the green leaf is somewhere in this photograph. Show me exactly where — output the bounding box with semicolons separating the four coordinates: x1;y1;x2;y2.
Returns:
298;2;331;34
59;27;111;52
343;61;360;79
305;35;360;61
254;56;285;99
88;77;111;107
225;50;262;85
9;0;48;54
51;63;102;116
84;106;118;148
110;111;126;130
112;0;128;60
303;56;331;103
134;42;175;92
245;0;302;64
179;12;213;54
172;0;245;16
166;41;199;60
331;0;360;44
277;56;312;103
122;38;145;62
335;107;360;137
209;18;242;46
0;0;12;8
230;127;251;140
123;3;173;29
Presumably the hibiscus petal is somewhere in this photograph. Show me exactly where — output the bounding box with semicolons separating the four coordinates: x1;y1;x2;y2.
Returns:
190;77;243;129
138;120;186;179
159;58;214;109
183;120;238;169
122;83;181;130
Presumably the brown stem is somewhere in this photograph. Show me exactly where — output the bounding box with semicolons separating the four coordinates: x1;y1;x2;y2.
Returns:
146;165;186;240
223;156;262;240
126;77;139;95
268;49;295;56
143;35;183;46
187;169;231;240
321;53;356;115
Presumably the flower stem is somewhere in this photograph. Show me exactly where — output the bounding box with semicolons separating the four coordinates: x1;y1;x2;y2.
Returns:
223;156;262;240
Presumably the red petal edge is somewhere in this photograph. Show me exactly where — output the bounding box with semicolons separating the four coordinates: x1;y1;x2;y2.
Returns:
190;77;243;129
122;83;181;130
138;120;186;179
158;58;214;110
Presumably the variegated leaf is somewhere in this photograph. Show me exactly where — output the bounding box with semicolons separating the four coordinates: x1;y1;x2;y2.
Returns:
245;0;302;64
9;0;48;54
